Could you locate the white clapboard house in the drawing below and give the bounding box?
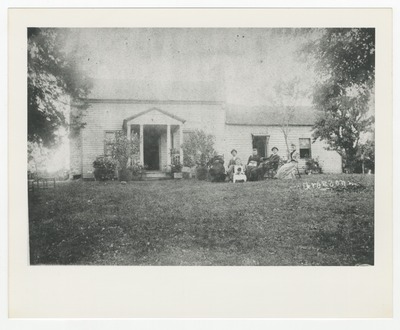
[70,79,342,179]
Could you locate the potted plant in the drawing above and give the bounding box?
[129,160,145,181]
[171,159,183,179]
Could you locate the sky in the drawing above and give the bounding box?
[64,28,320,106]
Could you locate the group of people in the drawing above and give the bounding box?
[226,144,300,181]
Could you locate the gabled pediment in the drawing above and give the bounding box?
[122,107,186,130]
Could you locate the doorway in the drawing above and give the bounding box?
[252,135,269,158]
[144,126,161,170]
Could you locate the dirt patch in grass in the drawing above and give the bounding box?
[29,174,374,265]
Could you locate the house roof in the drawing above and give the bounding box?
[225,104,317,126]
[87,79,317,126]
[88,78,224,102]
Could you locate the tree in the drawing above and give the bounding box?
[307,28,375,171]
[181,130,217,167]
[271,77,305,158]
[358,139,375,174]
[28,141,50,176]
[28,28,92,148]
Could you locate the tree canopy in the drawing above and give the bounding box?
[308,28,375,171]
[28,28,92,147]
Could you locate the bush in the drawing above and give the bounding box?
[357,140,375,174]
[182,171,192,179]
[109,131,140,170]
[93,156,117,180]
[118,168,132,182]
[128,163,144,180]
[196,165,209,181]
[182,130,217,167]
[305,158,322,174]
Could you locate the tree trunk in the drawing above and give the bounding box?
[282,128,290,159]
[344,148,358,173]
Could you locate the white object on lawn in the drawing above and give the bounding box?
[232,165,247,183]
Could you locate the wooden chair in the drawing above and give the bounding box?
[263,159,283,179]
[264,167,278,179]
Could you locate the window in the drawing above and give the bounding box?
[104,131,117,156]
[299,138,311,159]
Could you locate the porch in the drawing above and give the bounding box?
[123,108,186,172]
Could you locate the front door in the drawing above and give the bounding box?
[252,135,269,158]
[144,126,160,170]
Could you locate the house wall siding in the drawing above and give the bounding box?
[69,129,82,176]
[223,125,342,173]
[311,139,343,173]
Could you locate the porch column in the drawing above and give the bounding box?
[140,124,144,165]
[179,125,183,164]
[126,123,131,166]
[167,124,171,166]
[126,123,130,139]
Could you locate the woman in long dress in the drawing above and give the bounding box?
[275,144,300,179]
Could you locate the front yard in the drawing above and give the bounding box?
[29,174,374,266]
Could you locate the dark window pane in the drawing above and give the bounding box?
[300,149,311,159]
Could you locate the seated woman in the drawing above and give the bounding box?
[209,155,226,182]
[227,149,242,181]
[246,148,262,181]
[275,144,300,179]
[257,147,281,178]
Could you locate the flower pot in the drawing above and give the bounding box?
[173,172,183,179]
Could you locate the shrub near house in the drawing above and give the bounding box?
[93,156,117,180]
[181,129,217,180]
[93,131,141,181]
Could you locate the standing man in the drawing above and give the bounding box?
[246,148,262,181]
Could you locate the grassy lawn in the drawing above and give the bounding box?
[29,174,374,266]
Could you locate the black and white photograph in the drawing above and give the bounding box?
[27,27,375,266]
[5,4,397,322]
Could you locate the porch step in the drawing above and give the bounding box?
[142,171,171,180]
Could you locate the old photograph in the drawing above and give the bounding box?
[27,27,375,266]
